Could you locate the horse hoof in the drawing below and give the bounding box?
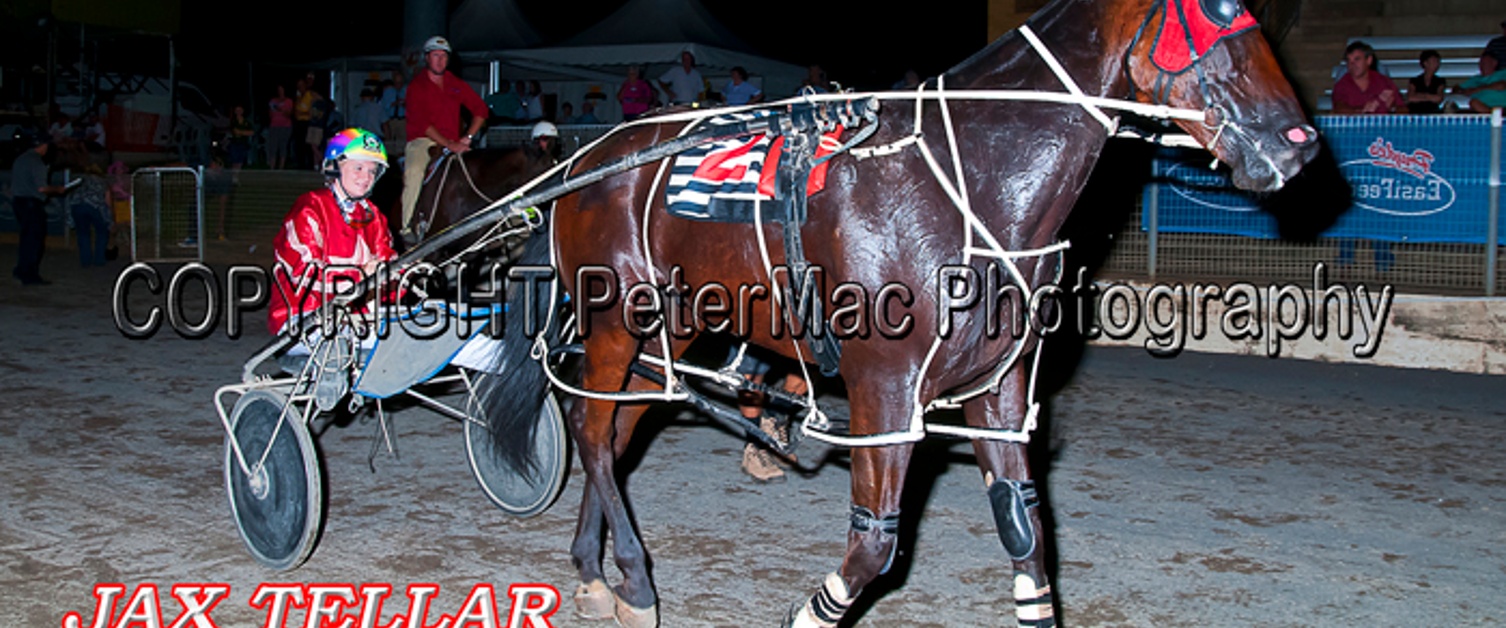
[573,580,615,620]
[613,597,659,628]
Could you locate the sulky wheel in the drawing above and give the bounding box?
[223,389,323,570]
[465,389,568,517]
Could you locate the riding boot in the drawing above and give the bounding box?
[741,415,786,483]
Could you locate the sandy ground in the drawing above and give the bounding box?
[2,248,1504,627]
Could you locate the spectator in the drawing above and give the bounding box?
[79,113,106,149]
[48,112,74,143]
[380,73,407,147]
[107,160,132,257]
[485,80,521,125]
[723,66,763,106]
[1405,50,1447,114]
[658,51,705,105]
[10,133,66,285]
[893,69,922,90]
[352,88,386,139]
[1332,41,1400,114]
[293,76,319,169]
[1456,52,1506,114]
[573,100,602,124]
[267,84,294,170]
[205,155,234,241]
[516,80,545,122]
[307,90,334,171]
[68,162,113,267]
[1485,18,1506,66]
[618,65,656,121]
[226,104,255,173]
[799,64,832,95]
[401,36,489,243]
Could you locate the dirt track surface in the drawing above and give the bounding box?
[2,252,1504,627]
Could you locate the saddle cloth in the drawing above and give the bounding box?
[666,110,842,222]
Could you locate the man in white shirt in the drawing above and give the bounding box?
[658,51,705,105]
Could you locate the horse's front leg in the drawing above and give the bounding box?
[785,439,914,627]
[964,365,1056,627]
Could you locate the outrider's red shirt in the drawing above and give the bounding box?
[268,187,396,334]
[405,70,489,143]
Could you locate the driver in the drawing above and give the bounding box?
[268,127,398,338]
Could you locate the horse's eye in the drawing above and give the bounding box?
[1200,0,1247,28]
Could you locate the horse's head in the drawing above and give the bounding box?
[1123,0,1318,191]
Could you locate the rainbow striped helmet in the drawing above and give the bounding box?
[323,127,387,178]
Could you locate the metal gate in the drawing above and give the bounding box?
[130,166,204,262]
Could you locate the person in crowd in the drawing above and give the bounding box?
[107,160,132,257]
[893,69,922,90]
[11,133,66,285]
[48,112,73,143]
[307,88,334,171]
[401,35,490,243]
[1331,40,1400,114]
[294,76,320,169]
[79,112,106,149]
[803,65,836,95]
[205,154,234,241]
[1485,18,1506,66]
[515,80,545,122]
[267,84,294,170]
[618,65,656,121]
[485,80,521,125]
[1405,50,1447,114]
[573,100,602,124]
[268,127,397,338]
[380,73,407,147]
[722,66,763,106]
[559,101,574,123]
[67,161,113,267]
[658,51,705,105]
[1456,52,1506,113]
[226,104,255,173]
[352,89,386,139]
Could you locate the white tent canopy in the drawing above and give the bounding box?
[448,0,544,51]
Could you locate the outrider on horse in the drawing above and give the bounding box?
[432,0,1320,625]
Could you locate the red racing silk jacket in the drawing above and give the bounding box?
[405,69,489,144]
[268,187,397,335]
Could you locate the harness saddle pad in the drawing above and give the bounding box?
[352,301,504,399]
[666,110,842,223]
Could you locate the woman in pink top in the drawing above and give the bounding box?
[267,85,295,169]
[1332,41,1400,114]
[617,65,656,121]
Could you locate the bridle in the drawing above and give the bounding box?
[1123,0,1259,108]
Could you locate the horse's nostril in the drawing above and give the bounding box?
[1284,125,1316,145]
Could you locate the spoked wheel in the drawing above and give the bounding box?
[223,389,323,570]
[464,385,568,517]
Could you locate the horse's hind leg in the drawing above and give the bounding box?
[964,367,1056,627]
[568,344,662,627]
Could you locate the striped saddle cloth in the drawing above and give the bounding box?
[665,110,841,222]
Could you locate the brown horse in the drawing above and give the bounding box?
[480,0,1318,625]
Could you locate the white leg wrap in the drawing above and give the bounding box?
[789,572,854,628]
[1013,573,1055,627]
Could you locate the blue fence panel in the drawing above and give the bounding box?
[1144,115,1501,244]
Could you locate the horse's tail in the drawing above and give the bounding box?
[475,215,561,482]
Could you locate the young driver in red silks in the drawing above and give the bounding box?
[268,127,397,344]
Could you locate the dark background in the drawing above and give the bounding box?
[174,0,989,108]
